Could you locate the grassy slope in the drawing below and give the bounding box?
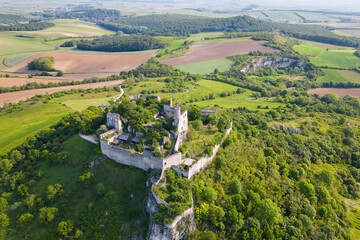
[7,135,148,239]
[128,79,283,110]
[293,44,326,55]
[0,102,74,155]
[310,50,359,68]
[0,91,118,154]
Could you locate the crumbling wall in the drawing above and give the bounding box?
[100,140,163,171]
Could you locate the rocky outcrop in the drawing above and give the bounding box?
[271,124,304,134]
[241,57,306,72]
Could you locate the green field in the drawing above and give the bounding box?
[0,102,73,154]
[63,96,116,111]
[310,50,360,68]
[295,11,337,22]
[128,79,283,110]
[293,44,326,55]
[317,69,348,83]
[187,32,224,41]
[333,29,360,38]
[175,58,234,74]
[264,11,303,23]
[46,19,115,36]
[317,69,360,83]
[0,91,118,154]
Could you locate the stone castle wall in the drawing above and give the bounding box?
[100,140,163,171]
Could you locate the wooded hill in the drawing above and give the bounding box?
[99,14,360,47]
[0,14,27,24]
[76,34,166,52]
[0,21,55,31]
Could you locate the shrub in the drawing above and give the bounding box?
[28,57,54,71]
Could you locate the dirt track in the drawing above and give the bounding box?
[308,88,360,97]
[161,40,279,66]
[0,80,124,107]
[7,52,153,74]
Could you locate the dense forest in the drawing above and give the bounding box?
[157,93,360,240]
[99,14,360,47]
[76,34,166,52]
[0,21,54,31]
[0,13,27,24]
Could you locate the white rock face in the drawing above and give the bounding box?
[242,57,307,72]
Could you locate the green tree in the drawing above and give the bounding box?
[299,180,315,199]
[39,207,58,223]
[0,213,9,228]
[202,187,217,203]
[57,220,74,237]
[256,199,283,225]
[229,179,242,194]
[189,106,202,121]
[17,213,34,226]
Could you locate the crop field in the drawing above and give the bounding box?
[0,79,124,107]
[295,12,337,22]
[333,29,360,38]
[33,19,115,37]
[6,52,154,74]
[299,40,354,50]
[175,58,233,74]
[0,77,65,87]
[310,50,360,68]
[0,90,119,154]
[264,11,303,23]
[308,88,360,97]
[161,39,279,66]
[317,69,360,84]
[293,44,326,55]
[317,69,348,83]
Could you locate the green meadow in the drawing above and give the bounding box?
[310,50,360,68]
[0,91,118,154]
[175,58,234,74]
[317,69,360,83]
[293,44,326,55]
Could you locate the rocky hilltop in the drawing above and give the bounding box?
[241,57,307,72]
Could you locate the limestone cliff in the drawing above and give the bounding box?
[241,57,306,72]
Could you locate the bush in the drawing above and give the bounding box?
[229,179,242,194]
[28,57,54,71]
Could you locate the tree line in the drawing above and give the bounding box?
[98,14,360,47]
[76,34,166,52]
[0,21,55,31]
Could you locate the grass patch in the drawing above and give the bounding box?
[317,69,348,83]
[338,70,360,83]
[175,58,234,74]
[310,50,360,68]
[0,103,74,155]
[293,44,326,55]
[0,91,118,154]
[62,96,116,111]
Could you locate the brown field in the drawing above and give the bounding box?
[0,77,64,87]
[308,88,360,97]
[0,80,124,107]
[161,40,279,66]
[6,52,153,74]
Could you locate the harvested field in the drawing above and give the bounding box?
[161,40,279,66]
[0,77,64,87]
[0,80,124,107]
[308,88,360,97]
[6,52,153,74]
